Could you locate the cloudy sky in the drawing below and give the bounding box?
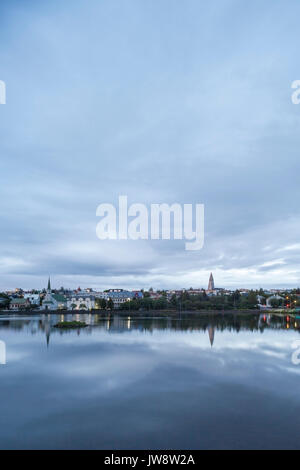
[1,0,300,291]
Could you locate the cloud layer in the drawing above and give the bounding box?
[1,0,300,290]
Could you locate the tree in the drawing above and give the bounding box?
[270,298,283,308]
[70,303,77,310]
[95,298,107,310]
[0,294,9,310]
[79,303,87,310]
[107,298,114,311]
[170,294,177,307]
[246,290,258,309]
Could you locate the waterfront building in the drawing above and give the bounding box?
[41,278,67,310]
[266,294,284,308]
[67,295,96,310]
[24,293,40,306]
[98,289,143,308]
[9,298,30,310]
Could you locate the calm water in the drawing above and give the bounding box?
[0,312,300,450]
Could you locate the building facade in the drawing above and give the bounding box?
[67,295,95,310]
[41,278,67,310]
[9,298,31,310]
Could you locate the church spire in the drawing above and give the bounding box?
[47,277,51,292]
[208,272,214,291]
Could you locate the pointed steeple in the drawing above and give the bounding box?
[208,272,214,291]
[47,277,51,292]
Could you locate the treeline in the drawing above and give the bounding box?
[0,293,10,309]
[95,298,114,310]
[119,290,260,311]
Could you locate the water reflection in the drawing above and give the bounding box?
[0,313,300,449]
[0,312,298,349]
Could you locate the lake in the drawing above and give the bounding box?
[0,312,300,449]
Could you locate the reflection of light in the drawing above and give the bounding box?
[295,322,297,328]
[287,324,290,329]
[127,316,131,329]
[287,316,290,321]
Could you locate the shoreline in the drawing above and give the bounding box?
[0,309,267,316]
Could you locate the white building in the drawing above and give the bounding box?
[24,293,40,306]
[67,295,95,310]
[266,295,284,308]
[101,289,142,308]
[41,278,67,311]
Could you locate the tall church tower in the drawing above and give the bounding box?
[47,277,51,293]
[208,273,214,291]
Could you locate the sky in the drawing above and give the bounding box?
[1,0,300,291]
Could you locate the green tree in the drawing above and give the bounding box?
[270,298,283,308]
[0,294,9,310]
[95,298,107,309]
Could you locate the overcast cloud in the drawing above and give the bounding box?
[1,0,300,290]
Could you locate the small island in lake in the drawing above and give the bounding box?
[54,321,88,329]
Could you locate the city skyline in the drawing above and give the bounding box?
[3,272,300,295]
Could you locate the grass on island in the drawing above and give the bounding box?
[54,321,88,329]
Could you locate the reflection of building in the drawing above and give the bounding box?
[208,326,215,347]
[45,318,50,347]
[208,273,215,291]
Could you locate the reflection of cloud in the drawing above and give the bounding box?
[40,327,300,390]
[50,349,156,397]
[281,367,300,375]
[259,350,286,359]
[2,316,300,449]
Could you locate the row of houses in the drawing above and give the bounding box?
[8,281,144,311]
[6,273,297,311]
